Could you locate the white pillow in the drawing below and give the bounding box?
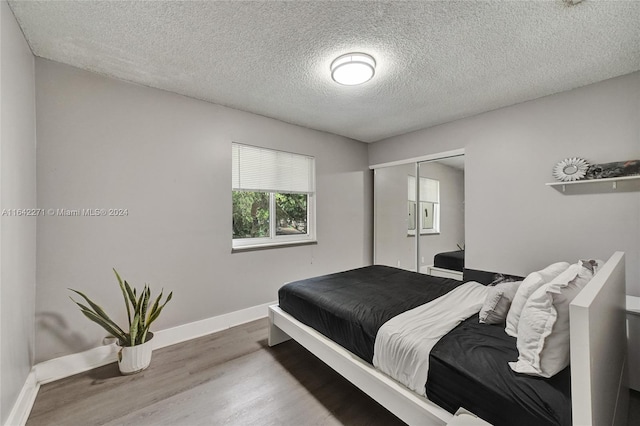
[509,260,599,377]
[504,262,570,337]
[479,281,522,324]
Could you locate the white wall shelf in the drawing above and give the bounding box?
[546,175,640,193]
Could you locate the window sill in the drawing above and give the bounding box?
[232,240,317,253]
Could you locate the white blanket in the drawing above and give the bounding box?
[372,281,488,396]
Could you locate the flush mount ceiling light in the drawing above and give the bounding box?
[330,53,376,86]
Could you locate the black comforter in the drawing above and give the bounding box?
[434,250,465,272]
[278,265,462,363]
[427,315,571,426]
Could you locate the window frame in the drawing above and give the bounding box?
[407,175,440,236]
[232,143,316,250]
[232,191,316,249]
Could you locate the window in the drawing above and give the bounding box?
[232,143,315,249]
[408,175,440,235]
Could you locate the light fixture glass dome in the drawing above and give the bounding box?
[330,53,376,86]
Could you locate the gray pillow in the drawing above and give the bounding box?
[479,281,522,324]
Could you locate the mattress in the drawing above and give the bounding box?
[434,250,465,272]
[427,315,571,426]
[278,265,463,363]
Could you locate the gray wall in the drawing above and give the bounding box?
[1,1,37,423]
[374,162,464,271]
[369,72,640,296]
[35,59,373,362]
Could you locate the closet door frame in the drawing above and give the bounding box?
[371,149,465,271]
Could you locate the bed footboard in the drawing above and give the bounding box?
[570,251,628,426]
[268,304,452,425]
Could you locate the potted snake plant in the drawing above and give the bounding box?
[69,269,173,375]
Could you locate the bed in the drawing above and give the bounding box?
[268,252,628,426]
[426,250,465,280]
[434,249,465,272]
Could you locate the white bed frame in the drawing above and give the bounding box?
[424,265,464,281]
[268,252,628,426]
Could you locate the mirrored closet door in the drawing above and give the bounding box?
[374,154,465,275]
[374,163,417,271]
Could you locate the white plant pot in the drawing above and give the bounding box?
[117,333,154,375]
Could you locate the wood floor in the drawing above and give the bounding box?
[27,318,640,426]
[27,318,406,426]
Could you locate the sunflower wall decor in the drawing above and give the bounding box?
[553,157,590,182]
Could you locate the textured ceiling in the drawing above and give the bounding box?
[8,0,640,143]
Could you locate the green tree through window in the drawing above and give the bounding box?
[232,191,269,238]
[232,192,309,239]
[276,193,307,235]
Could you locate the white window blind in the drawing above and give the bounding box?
[232,143,315,193]
[408,176,439,202]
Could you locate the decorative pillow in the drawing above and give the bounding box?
[479,281,522,324]
[504,262,570,337]
[463,269,524,286]
[509,260,600,377]
[488,273,523,286]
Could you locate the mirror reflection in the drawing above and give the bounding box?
[374,155,465,277]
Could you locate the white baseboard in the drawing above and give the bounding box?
[34,343,120,385]
[9,301,275,425]
[151,300,275,350]
[4,370,39,426]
